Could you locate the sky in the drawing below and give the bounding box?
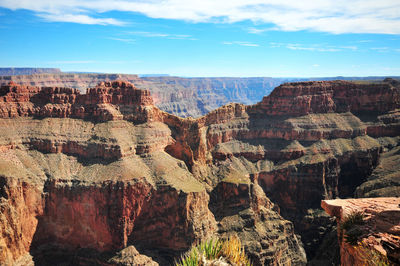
[0,0,399,77]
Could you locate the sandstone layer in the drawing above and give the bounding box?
[0,79,399,265]
[322,198,400,265]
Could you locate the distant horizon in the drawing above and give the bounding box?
[1,67,399,79]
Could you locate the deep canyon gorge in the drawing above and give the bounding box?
[0,78,399,265]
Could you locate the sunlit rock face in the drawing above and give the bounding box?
[0,79,399,265]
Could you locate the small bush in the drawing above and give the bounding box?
[176,236,252,266]
[339,210,365,245]
[340,210,365,231]
[221,236,252,266]
[198,239,223,261]
[344,227,364,245]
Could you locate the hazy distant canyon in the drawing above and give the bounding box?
[1,68,396,118]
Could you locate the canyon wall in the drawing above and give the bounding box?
[0,74,284,118]
[0,79,399,265]
[1,72,396,118]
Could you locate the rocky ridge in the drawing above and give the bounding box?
[0,79,399,265]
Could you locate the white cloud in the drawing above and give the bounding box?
[1,0,400,34]
[125,31,197,40]
[223,41,259,47]
[340,46,358,50]
[370,47,390,52]
[48,60,96,64]
[48,60,132,64]
[270,42,359,52]
[107,37,136,43]
[38,13,126,26]
[286,44,340,52]
[247,27,269,34]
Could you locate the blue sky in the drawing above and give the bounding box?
[0,0,399,77]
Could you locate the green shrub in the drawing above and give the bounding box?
[339,210,365,245]
[198,239,223,261]
[344,227,364,245]
[175,236,252,266]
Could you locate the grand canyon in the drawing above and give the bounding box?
[0,74,399,265]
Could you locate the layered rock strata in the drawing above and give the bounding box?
[0,74,286,117]
[0,79,399,265]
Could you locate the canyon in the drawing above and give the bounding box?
[0,79,399,265]
[0,74,285,118]
[1,72,396,118]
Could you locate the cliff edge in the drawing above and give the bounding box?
[322,198,400,265]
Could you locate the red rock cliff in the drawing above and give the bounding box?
[254,80,400,115]
[0,80,155,122]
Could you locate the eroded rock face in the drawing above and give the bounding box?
[209,180,307,265]
[0,178,44,265]
[0,79,399,265]
[0,74,285,118]
[0,81,155,122]
[255,80,400,115]
[322,198,400,265]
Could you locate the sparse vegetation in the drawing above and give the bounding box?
[339,210,365,245]
[356,241,390,266]
[175,236,252,266]
[344,227,364,245]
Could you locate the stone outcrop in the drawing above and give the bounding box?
[0,79,399,265]
[254,80,399,115]
[322,198,400,265]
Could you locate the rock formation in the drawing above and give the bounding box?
[0,79,399,265]
[0,74,288,117]
[1,73,396,118]
[322,198,400,265]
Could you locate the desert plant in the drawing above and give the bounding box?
[344,227,364,245]
[221,235,252,266]
[177,247,200,266]
[198,239,223,260]
[339,210,365,245]
[340,210,364,231]
[175,236,252,266]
